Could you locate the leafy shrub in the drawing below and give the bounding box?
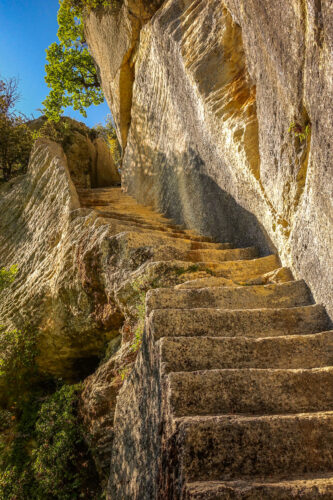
[0,385,100,500]
[0,266,17,292]
[0,326,38,404]
[0,78,35,182]
[32,384,100,499]
[0,396,40,500]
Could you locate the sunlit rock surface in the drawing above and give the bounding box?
[0,139,123,379]
[85,0,333,318]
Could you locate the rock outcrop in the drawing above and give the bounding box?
[85,0,333,319]
[0,139,122,379]
[1,131,332,498]
[108,227,333,499]
[29,116,121,188]
[1,1,333,497]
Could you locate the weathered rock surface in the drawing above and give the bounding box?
[1,136,332,498]
[29,116,121,188]
[85,0,333,318]
[84,0,164,149]
[1,139,239,477]
[0,139,122,379]
[108,266,333,499]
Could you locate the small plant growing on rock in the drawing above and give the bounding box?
[119,367,131,381]
[0,384,100,499]
[288,121,311,143]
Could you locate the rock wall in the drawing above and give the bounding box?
[29,116,121,189]
[0,141,114,379]
[65,132,121,188]
[0,139,125,381]
[85,0,333,318]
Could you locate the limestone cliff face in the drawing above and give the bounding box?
[0,139,122,379]
[85,0,333,317]
[29,116,121,188]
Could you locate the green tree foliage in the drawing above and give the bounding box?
[32,384,100,499]
[43,0,105,121]
[0,326,38,404]
[0,385,100,499]
[0,266,17,292]
[0,79,35,182]
[69,0,116,9]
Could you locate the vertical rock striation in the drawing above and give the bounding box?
[85,0,333,318]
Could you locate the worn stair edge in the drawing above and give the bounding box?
[120,232,234,251]
[147,305,330,340]
[184,247,258,263]
[146,280,312,313]
[168,368,333,417]
[173,412,333,481]
[184,476,333,499]
[175,267,293,288]
[158,332,333,372]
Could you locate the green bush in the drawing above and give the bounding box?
[0,266,17,292]
[0,385,100,500]
[32,384,100,499]
[0,326,38,404]
[0,78,35,182]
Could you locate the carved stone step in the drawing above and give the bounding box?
[96,211,190,235]
[146,281,313,313]
[184,476,333,499]
[201,255,280,280]
[184,247,258,263]
[168,368,333,417]
[159,332,333,372]
[95,212,216,242]
[109,232,233,262]
[148,305,330,340]
[172,412,333,481]
[176,266,293,288]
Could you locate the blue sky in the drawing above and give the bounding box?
[0,0,110,127]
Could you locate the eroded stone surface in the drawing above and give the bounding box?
[1,136,332,497]
[85,0,333,318]
[0,140,122,379]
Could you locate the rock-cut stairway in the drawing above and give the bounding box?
[78,188,333,499]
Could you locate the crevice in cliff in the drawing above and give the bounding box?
[118,1,166,153]
[209,7,296,238]
[119,46,136,151]
[292,105,311,213]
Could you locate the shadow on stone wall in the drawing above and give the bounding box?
[123,144,276,257]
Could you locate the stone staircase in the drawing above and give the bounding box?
[148,290,333,499]
[78,188,333,499]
